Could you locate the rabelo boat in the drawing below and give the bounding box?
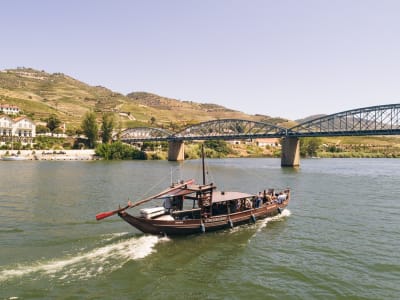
[96,148,290,236]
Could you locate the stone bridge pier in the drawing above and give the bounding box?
[281,137,300,167]
[168,140,185,161]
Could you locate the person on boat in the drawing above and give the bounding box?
[262,190,268,204]
[277,192,287,204]
[229,201,236,213]
[236,199,243,212]
[245,198,252,209]
[265,189,274,203]
[171,195,183,211]
[163,197,172,213]
[255,193,262,208]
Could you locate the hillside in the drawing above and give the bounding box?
[295,114,326,124]
[0,68,125,127]
[0,68,290,132]
[125,92,290,128]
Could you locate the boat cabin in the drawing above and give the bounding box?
[139,182,258,221]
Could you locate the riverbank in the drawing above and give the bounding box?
[1,148,399,161]
[0,149,97,160]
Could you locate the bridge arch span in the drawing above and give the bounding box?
[174,119,287,140]
[288,103,400,137]
[118,127,173,143]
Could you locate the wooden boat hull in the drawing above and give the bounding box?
[118,199,289,236]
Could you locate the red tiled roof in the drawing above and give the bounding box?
[0,104,19,109]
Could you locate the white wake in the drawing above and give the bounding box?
[0,233,169,283]
[256,209,292,232]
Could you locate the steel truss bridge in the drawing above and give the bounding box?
[118,104,400,143]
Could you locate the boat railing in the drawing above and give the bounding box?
[172,208,201,220]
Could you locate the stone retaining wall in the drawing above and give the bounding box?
[0,150,97,160]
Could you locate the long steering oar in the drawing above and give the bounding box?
[96,204,132,221]
[95,179,195,221]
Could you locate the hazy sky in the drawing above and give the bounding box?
[1,0,400,120]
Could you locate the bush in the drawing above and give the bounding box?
[34,136,65,150]
[184,144,200,159]
[204,140,232,157]
[62,142,72,149]
[53,127,64,134]
[95,142,147,160]
[148,152,167,160]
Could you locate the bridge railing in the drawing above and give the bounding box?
[117,104,400,141]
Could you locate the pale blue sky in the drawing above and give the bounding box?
[1,0,400,120]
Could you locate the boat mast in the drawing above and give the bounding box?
[202,144,206,185]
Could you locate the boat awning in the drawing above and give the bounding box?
[155,184,215,199]
[211,191,255,203]
[157,189,194,198]
[154,186,253,203]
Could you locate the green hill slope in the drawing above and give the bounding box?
[0,68,289,131]
[0,68,125,128]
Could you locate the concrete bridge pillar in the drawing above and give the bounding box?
[281,137,300,167]
[168,140,185,161]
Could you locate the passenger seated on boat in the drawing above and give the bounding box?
[245,198,252,209]
[212,203,222,215]
[236,200,243,212]
[265,194,272,203]
[229,201,237,213]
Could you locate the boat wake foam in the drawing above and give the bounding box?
[256,209,291,232]
[0,233,169,283]
[227,209,292,236]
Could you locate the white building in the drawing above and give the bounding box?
[255,138,281,147]
[0,115,13,137]
[0,104,20,115]
[0,115,36,145]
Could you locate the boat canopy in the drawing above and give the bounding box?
[155,183,216,199]
[153,183,253,204]
[211,191,255,204]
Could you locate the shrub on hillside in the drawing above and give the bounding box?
[95,142,147,160]
[204,140,232,156]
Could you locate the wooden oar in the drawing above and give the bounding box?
[96,204,132,220]
[95,179,195,221]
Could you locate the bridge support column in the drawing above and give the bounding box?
[281,137,300,167]
[168,140,185,161]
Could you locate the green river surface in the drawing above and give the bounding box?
[0,158,399,300]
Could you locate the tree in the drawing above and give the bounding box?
[81,111,98,148]
[307,138,321,157]
[204,140,232,157]
[46,114,61,132]
[95,142,147,160]
[101,113,115,144]
[150,116,156,125]
[300,137,322,157]
[36,124,50,134]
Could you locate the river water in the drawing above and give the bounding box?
[0,158,399,299]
